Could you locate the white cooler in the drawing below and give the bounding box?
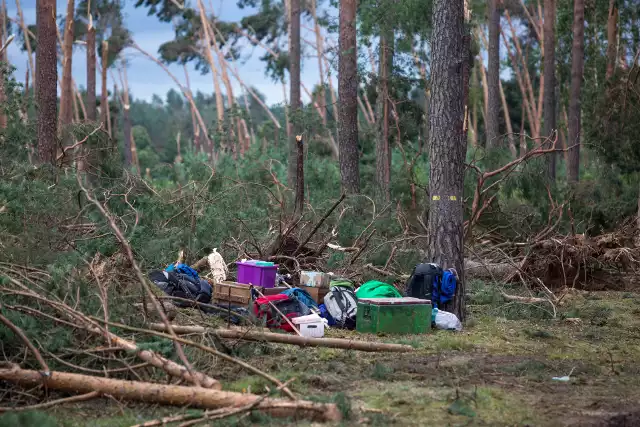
[292,313,325,338]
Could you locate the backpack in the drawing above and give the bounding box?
[355,280,403,299]
[404,263,442,303]
[280,288,318,310]
[149,270,212,306]
[251,293,310,332]
[434,269,457,309]
[318,303,336,326]
[324,286,358,329]
[165,263,200,280]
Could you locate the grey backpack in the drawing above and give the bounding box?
[323,286,358,329]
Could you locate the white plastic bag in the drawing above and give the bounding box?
[207,248,228,283]
[435,309,463,331]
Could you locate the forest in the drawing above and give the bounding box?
[0,0,640,425]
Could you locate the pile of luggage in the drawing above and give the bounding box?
[148,260,462,334]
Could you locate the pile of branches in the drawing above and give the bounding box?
[468,217,640,291]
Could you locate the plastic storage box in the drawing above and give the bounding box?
[292,313,325,338]
[236,260,278,288]
[356,297,432,335]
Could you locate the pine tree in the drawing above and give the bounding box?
[543,0,557,179]
[567,0,585,183]
[36,0,58,164]
[426,0,467,320]
[338,0,360,194]
[486,0,500,148]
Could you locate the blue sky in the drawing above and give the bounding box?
[5,0,329,105]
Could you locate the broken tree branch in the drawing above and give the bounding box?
[0,365,341,422]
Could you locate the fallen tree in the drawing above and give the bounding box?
[0,365,341,423]
[149,323,415,353]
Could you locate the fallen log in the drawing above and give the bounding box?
[0,366,341,423]
[133,301,177,321]
[149,323,415,353]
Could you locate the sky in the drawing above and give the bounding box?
[4,0,330,106]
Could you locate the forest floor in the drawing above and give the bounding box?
[7,288,640,427]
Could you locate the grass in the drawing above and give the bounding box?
[10,290,640,427]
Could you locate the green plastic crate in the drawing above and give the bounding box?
[356,297,432,335]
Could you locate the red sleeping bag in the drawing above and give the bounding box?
[252,294,310,332]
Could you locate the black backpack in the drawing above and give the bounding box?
[149,270,212,306]
[404,263,442,302]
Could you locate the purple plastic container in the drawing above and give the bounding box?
[236,261,278,288]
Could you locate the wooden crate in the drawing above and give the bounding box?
[214,282,261,306]
[213,282,288,306]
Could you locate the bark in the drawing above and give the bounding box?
[0,367,341,422]
[567,0,585,183]
[59,0,74,128]
[86,26,97,121]
[486,0,501,148]
[288,0,302,191]
[149,324,415,352]
[36,0,57,164]
[338,0,360,194]
[543,0,557,180]
[101,41,110,137]
[606,0,618,80]
[376,28,394,201]
[427,0,467,320]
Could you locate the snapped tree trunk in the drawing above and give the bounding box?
[338,0,360,194]
[36,0,57,164]
[427,0,467,320]
[86,26,97,121]
[60,0,74,128]
[567,0,585,183]
[376,28,394,202]
[486,0,501,149]
[543,0,557,180]
[606,0,618,80]
[0,367,341,422]
[288,0,302,191]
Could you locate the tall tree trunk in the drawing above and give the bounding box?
[288,0,302,193]
[36,0,58,165]
[338,0,360,194]
[197,0,224,148]
[0,0,7,129]
[567,0,585,183]
[16,0,35,93]
[427,0,467,320]
[311,0,327,128]
[486,0,501,148]
[101,41,110,137]
[118,67,132,168]
[86,25,97,121]
[499,81,517,157]
[60,0,75,128]
[184,64,200,153]
[376,29,394,201]
[606,0,618,80]
[543,0,556,180]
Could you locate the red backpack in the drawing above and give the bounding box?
[252,294,310,332]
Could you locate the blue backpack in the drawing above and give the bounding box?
[432,269,457,309]
[280,288,318,310]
